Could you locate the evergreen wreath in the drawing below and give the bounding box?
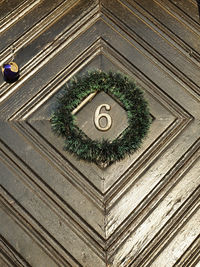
[51,71,151,166]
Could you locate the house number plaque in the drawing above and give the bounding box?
[94,104,112,131]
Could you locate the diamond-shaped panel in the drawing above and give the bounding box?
[74,91,129,141]
[22,48,181,195]
[7,43,191,246]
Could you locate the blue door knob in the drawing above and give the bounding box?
[2,62,20,83]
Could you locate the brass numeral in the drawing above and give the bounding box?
[94,104,112,131]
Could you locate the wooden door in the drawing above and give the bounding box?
[0,0,200,266]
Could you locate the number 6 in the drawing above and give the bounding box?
[94,104,112,131]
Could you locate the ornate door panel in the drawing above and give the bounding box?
[0,0,199,266]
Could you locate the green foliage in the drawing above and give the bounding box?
[51,71,151,165]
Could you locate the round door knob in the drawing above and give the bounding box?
[2,62,20,83]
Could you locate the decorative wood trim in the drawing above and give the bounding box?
[0,187,75,266]
[0,0,41,34]
[173,236,200,267]
[0,234,30,267]
[0,140,106,259]
[0,0,97,102]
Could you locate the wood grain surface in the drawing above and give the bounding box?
[0,0,199,266]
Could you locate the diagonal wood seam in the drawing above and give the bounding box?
[100,13,199,100]
[126,0,200,63]
[0,0,99,103]
[0,5,197,109]
[130,186,200,266]
[0,234,30,267]
[0,0,41,34]
[1,12,195,117]
[2,8,199,112]
[1,138,198,265]
[99,39,191,120]
[0,0,80,66]
[102,2,200,99]
[0,116,189,261]
[8,36,184,121]
[3,122,199,258]
[0,186,79,267]
[8,38,103,122]
[0,140,106,259]
[173,235,200,266]
[105,118,187,210]
[106,139,200,254]
[12,108,183,208]
[7,39,106,207]
[15,120,104,206]
[171,0,200,27]
[170,0,200,30]
[154,0,200,34]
